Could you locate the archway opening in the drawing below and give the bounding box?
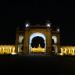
[52,36,57,44]
[29,32,46,54]
[31,36,45,48]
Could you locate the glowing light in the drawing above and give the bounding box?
[19,35,24,43]
[52,36,57,44]
[0,45,15,54]
[60,46,75,55]
[46,23,51,27]
[58,53,63,56]
[31,44,46,52]
[11,52,16,55]
[57,28,60,32]
[25,23,29,27]
[30,32,46,44]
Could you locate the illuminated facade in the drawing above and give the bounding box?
[0,23,75,55]
[15,24,60,55]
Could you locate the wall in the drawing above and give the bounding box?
[0,45,15,54]
[24,27,52,55]
[60,46,75,55]
[0,45,75,55]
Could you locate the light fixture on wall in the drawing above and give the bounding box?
[57,28,60,32]
[46,20,51,28]
[25,23,30,28]
[46,23,51,27]
[25,21,30,28]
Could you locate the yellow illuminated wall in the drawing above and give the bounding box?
[60,46,75,55]
[31,44,46,52]
[0,45,15,54]
[0,45,75,56]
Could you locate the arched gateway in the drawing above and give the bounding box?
[29,32,46,54]
[15,24,60,55]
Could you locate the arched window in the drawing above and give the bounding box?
[52,36,57,44]
[19,34,24,43]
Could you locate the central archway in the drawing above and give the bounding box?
[29,32,46,54]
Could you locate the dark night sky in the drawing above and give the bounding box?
[0,0,75,45]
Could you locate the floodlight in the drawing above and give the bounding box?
[46,23,51,27]
[25,23,29,27]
